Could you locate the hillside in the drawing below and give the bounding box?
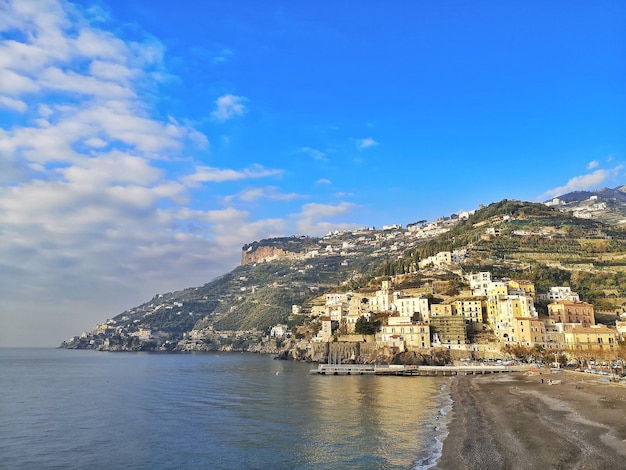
[62,197,626,351]
[545,185,626,225]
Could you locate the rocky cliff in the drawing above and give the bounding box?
[241,245,306,265]
[241,236,321,265]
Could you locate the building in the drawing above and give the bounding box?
[325,292,349,306]
[380,322,431,350]
[132,328,151,340]
[467,271,492,296]
[564,325,618,352]
[430,303,455,317]
[491,295,537,343]
[508,280,536,299]
[394,294,429,320]
[429,315,467,346]
[538,286,580,303]
[511,317,546,347]
[453,298,484,324]
[548,301,595,328]
[544,329,566,350]
[270,324,288,338]
[345,293,371,333]
[313,317,333,342]
[418,251,453,269]
[369,280,395,312]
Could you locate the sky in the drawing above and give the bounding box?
[1,0,625,347]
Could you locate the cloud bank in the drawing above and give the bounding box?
[542,165,623,199]
[0,0,355,346]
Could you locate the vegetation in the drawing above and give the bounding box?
[66,197,626,352]
[354,316,381,335]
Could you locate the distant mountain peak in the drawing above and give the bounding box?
[549,186,626,203]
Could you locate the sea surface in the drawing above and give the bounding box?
[0,348,452,469]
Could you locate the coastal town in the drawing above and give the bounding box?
[64,196,626,376]
[285,269,625,368]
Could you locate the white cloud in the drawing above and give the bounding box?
[357,137,378,150]
[183,164,283,187]
[212,48,233,64]
[542,165,623,199]
[0,0,370,348]
[300,146,327,161]
[0,0,285,347]
[211,94,248,121]
[587,160,599,170]
[0,95,27,112]
[316,178,332,185]
[229,186,303,203]
[294,201,357,235]
[0,68,39,94]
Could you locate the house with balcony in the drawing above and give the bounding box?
[564,325,618,352]
[548,300,595,328]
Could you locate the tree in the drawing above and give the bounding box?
[354,316,380,335]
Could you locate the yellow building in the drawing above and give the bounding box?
[508,280,536,299]
[93,323,111,334]
[379,323,431,350]
[512,317,546,347]
[430,303,455,317]
[493,295,536,343]
[453,298,484,324]
[564,324,617,352]
[486,283,509,324]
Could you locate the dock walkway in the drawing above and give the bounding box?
[310,363,528,376]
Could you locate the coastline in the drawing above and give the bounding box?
[432,370,626,469]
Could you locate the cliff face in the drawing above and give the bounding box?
[241,245,305,265]
[240,236,321,266]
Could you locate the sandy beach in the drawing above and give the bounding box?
[433,370,626,469]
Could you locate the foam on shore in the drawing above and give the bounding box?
[412,378,455,470]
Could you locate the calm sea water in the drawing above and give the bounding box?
[0,348,451,469]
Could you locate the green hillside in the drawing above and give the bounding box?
[62,198,626,350]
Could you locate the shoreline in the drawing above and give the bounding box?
[432,370,626,469]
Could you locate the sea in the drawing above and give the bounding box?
[0,348,452,470]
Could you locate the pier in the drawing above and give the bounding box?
[310,363,529,376]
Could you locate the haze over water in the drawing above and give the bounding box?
[0,349,450,469]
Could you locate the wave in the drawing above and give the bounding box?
[412,377,455,470]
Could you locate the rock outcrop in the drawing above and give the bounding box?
[241,245,305,265]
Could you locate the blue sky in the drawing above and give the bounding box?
[1,0,624,346]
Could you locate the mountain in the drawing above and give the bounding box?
[550,186,626,204]
[61,198,626,351]
[545,185,626,225]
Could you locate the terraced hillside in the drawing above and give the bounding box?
[62,198,626,351]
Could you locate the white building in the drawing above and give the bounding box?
[468,272,492,296]
[538,286,580,302]
[270,324,289,338]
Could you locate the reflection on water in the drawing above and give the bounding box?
[0,349,450,470]
[304,375,448,468]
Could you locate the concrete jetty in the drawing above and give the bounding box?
[310,363,529,376]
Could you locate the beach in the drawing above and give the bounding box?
[434,370,626,469]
